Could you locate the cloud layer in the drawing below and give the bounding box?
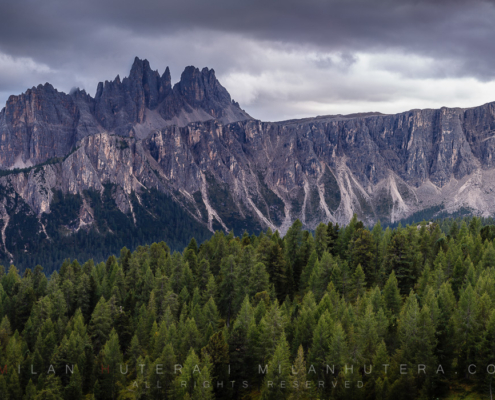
[1,0,495,121]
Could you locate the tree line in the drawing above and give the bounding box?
[1,215,495,399]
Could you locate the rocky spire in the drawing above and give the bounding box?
[0,57,252,168]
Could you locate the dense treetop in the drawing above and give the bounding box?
[1,215,495,399]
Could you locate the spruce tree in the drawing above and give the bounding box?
[89,298,112,354]
[99,329,124,400]
[219,255,237,327]
[64,365,83,400]
[260,333,292,400]
[383,271,402,322]
[284,219,304,293]
[289,345,309,400]
[174,349,214,400]
[453,284,480,376]
[350,264,366,302]
[349,228,375,281]
[314,223,329,259]
[293,292,317,354]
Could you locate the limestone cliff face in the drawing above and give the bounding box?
[1,58,495,264]
[0,83,86,168]
[0,58,252,169]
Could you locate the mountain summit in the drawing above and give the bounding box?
[1,58,495,270]
[0,57,251,168]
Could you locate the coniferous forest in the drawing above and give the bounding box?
[2,216,495,399]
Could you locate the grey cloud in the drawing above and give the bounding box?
[1,0,495,76]
[1,0,495,120]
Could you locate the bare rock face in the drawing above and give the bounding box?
[94,58,170,133]
[2,57,495,268]
[0,83,77,167]
[0,57,252,169]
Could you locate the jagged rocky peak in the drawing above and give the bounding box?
[0,57,252,169]
[92,57,251,130]
[169,64,248,122]
[94,57,244,121]
[94,57,169,129]
[126,56,172,108]
[176,66,230,105]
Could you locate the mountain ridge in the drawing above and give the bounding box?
[0,57,251,169]
[1,58,495,269]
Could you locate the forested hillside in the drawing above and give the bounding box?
[1,216,495,399]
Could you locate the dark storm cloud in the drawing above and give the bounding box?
[0,0,495,119]
[1,0,494,75]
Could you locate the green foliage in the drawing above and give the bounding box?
[0,216,493,398]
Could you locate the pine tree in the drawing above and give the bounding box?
[383,230,416,294]
[7,368,22,400]
[453,284,480,377]
[197,259,212,294]
[383,271,402,322]
[300,250,318,290]
[349,228,375,281]
[202,297,220,333]
[293,292,317,354]
[99,329,124,400]
[161,343,177,395]
[357,304,379,364]
[24,379,37,400]
[309,311,332,381]
[328,322,348,370]
[469,217,482,237]
[451,256,467,298]
[174,349,214,400]
[416,262,432,298]
[339,214,359,259]
[229,297,255,394]
[203,275,217,305]
[327,222,340,256]
[267,242,288,302]
[180,318,203,360]
[89,298,112,354]
[480,242,495,269]
[308,252,338,301]
[259,301,287,362]
[247,262,270,299]
[260,333,292,400]
[0,376,6,400]
[36,375,63,400]
[350,264,366,302]
[64,364,83,400]
[478,309,495,396]
[184,249,198,278]
[450,221,459,239]
[284,219,304,293]
[219,255,237,327]
[289,345,309,400]
[187,237,199,254]
[203,331,230,399]
[314,223,329,259]
[372,341,389,380]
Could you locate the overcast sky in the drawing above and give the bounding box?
[1,0,495,121]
